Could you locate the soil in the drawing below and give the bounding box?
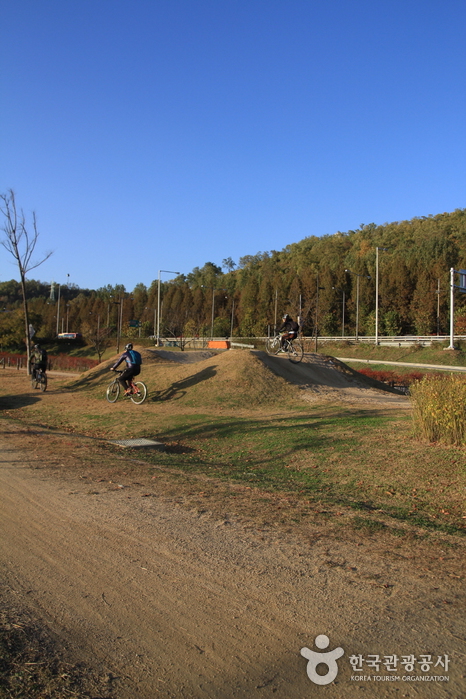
[0,350,464,698]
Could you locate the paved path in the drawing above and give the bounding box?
[337,358,466,373]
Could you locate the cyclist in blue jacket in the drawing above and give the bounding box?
[110,343,142,395]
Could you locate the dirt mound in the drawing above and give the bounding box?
[66,348,291,409]
[143,348,216,364]
[147,349,291,408]
[65,347,408,409]
[257,351,409,407]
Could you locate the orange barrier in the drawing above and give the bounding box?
[207,340,230,349]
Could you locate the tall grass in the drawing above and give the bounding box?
[410,374,466,445]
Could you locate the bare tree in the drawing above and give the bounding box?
[81,321,113,363]
[0,189,52,372]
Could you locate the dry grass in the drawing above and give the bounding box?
[410,374,466,445]
[1,349,464,536]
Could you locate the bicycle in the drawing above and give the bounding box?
[106,370,147,404]
[31,367,47,392]
[265,334,304,363]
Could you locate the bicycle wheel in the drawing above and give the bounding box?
[266,336,281,355]
[288,340,304,363]
[130,382,147,404]
[39,373,47,392]
[31,375,38,389]
[106,380,120,403]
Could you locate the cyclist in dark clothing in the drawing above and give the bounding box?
[278,314,299,350]
[110,343,142,395]
[30,344,48,380]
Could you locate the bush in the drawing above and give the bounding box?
[357,368,425,387]
[410,374,466,445]
[0,352,98,373]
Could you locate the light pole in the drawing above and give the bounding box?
[314,275,325,352]
[345,269,371,341]
[230,297,235,338]
[157,270,180,346]
[375,247,389,345]
[332,287,346,338]
[110,296,124,353]
[436,279,441,336]
[145,307,157,338]
[55,284,61,336]
[202,287,226,339]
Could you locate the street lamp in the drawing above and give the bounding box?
[66,303,71,333]
[345,269,371,341]
[314,275,325,353]
[230,297,236,338]
[55,284,61,336]
[332,287,346,338]
[436,279,441,336]
[145,306,157,338]
[112,297,124,353]
[157,270,180,346]
[89,311,101,335]
[211,288,227,339]
[201,286,227,339]
[375,247,389,345]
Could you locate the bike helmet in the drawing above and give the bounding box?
[125,343,133,350]
[282,314,290,321]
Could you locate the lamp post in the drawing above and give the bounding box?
[89,312,101,335]
[332,287,346,338]
[436,279,441,336]
[110,295,124,353]
[314,275,325,352]
[375,247,389,345]
[230,297,235,338]
[145,307,157,338]
[157,270,180,346]
[202,287,226,339]
[345,269,371,341]
[55,284,61,336]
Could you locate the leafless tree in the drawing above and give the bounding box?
[0,189,52,372]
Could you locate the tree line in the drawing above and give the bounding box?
[1,208,466,350]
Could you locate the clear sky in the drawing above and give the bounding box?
[1,0,465,292]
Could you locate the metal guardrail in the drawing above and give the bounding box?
[151,335,465,349]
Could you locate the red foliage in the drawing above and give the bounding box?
[358,368,426,387]
[0,352,98,372]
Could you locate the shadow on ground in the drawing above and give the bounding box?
[151,365,217,402]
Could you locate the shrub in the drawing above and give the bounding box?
[0,352,98,373]
[410,374,466,445]
[358,368,427,387]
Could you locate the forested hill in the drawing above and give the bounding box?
[1,209,466,343]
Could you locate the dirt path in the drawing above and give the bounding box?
[1,425,464,698]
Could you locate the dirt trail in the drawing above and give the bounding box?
[1,424,464,698]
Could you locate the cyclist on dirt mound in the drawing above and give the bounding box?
[110,343,142,395]
[278,314,299,351]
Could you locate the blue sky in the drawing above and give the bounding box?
[1,0,465,291]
